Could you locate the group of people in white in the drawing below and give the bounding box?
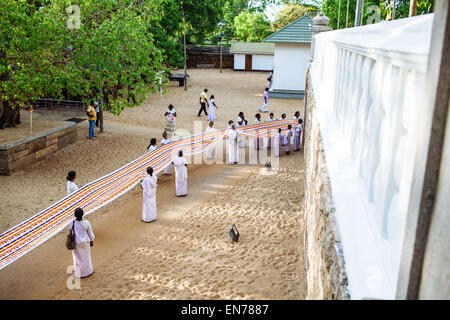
[225,111,304,164]
[64,83,303,279]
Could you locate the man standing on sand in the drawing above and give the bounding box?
[86,103,96,140]
[198,88,209,117]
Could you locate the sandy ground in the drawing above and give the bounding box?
[0,69,305,299]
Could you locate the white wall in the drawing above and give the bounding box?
[310,14,433,299]
[272,43,310,91]
[252,54,274,71]
[234,54,245,70]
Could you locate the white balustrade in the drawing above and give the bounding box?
[309,14,433,299]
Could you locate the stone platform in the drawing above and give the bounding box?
[0,121,77,175]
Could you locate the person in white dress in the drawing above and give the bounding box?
[266,112,275,149]
[227,120,234,129]
[147,138,157,152]
[293,119,303,151]
[67,171,79,196]
[208,95,218,121]
[205,121,217,160]
[279,113,287,146]
[227,124,239,164]
[164,104,177,136]
[253,113,264,150]
[259,88,269,113]
[237,112,248,148]
[69,208,95,278]
[160,131,173,175]
[141,167,158,222]
[172,150,188,197]
[284,125,293,154]
[293,111,301,121]
[274,128,282,157]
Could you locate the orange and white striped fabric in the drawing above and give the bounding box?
[0,119,298,270]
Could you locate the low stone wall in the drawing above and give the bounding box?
[0,122,77,175]
[303,67,350,299]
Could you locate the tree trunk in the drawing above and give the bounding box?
[0,100,21,129]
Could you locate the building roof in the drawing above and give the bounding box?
[230,42,275,55]
[263,15,313,43]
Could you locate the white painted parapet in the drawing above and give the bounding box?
[309,14,434,299]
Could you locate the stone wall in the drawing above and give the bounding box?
[303,67,350,299]
[0,122,77,175]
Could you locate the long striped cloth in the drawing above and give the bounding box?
[0,119,298,270]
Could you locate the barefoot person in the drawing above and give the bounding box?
[284,125,293,155]
[69,208,95,278]
[147,138,157,152]
[172,150,188,197]
[67,171,79,196]
[293,119,303,151]
[266,112,275,149]
[160,132,173,175]
[165,104,177,136]
[227,123,239,164]
[274,128,282,157]
[205,121,217,160]
[237,112,248,148]
[259,88,269,113]
[141,167,158,223]
[253,113,264,150]
[208,95,218,121]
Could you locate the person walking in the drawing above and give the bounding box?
[86,103,96,140]
[69,208,95,278]
[164,104,177,136]
[259,88,269,113]
[208,95,218,121]
[198,88,209,117]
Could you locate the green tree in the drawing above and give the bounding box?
[234,11,272,42]
[322,0,435,30]
[271,4,311,31]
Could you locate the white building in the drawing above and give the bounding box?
[264,15,313,98]
[230,42,274,72]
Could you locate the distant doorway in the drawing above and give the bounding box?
[245,55,252,71]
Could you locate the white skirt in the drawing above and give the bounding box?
[142,192,157,222]
[72,241,94,278]
[176,178,188,196]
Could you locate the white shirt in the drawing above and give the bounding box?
[237,116,247,127]
[142,174,158,196]
[173,156,188,181]
[67,180,78,196]
[228,129,238,142]
[69,219,95,244]
[148,145,157,152]
[166,109,176,121]
[209,99,216,108]
[267,117,275,122]
[254,118,261,124]
[94,102,100,113]
[160,138,171,146]
[279,117,287,121]
[206,126,217,133]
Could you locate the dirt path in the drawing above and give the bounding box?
[0,151,305,300]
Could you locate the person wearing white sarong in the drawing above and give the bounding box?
[208,95,218,121]
[69,208,95,278]
[284,125,293,154]
[160,132,173,175]
[274,128,282,157]
[227,124,239,164]
[293,119,303,151]
[172,150,188,197]
[266,112,275,149]
[259,88,269,113]
[237,112,247,148]
[147,138,157,152]
[141,167,158,222]
[253,113,264,150]
[164,104,177,135]
[206,121,217,160]
[67,171,79,196]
